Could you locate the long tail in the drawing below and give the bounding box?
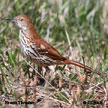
[64,59,97,73]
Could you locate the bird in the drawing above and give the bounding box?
[5,15,98,74]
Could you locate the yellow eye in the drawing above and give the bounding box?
[20,19,23,21]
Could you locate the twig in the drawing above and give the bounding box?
[33,74,37,108]
[58,71,63,90]
[65,30,73,59]
[85,82,103,93]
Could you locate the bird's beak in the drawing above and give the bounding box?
[5,18,15,21]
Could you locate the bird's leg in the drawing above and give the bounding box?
[44,66,50,88]
[28,65,37,106]
[38,66,42,73]
[24,64,31,78]
[37,66,45,85]
[32,69,37,108]
[21,72,31,108]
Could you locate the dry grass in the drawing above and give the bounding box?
[0,0,108,108]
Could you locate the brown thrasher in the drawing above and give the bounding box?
[5,15,96,73]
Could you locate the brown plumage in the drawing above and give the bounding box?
[6,15,98,74]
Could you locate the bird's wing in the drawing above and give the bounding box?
[33,38,66,61]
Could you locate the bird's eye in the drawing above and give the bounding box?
[20,19,23,21]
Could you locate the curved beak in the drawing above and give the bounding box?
[5,18,15,21]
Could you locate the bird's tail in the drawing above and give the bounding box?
[64,59,95,73]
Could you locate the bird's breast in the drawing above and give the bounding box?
[19,30,31,56]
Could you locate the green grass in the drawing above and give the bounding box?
[0,0,108,107]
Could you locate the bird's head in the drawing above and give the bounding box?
[5,15,33,30]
